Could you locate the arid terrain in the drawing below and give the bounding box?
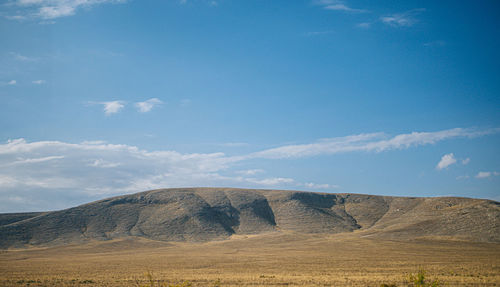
[1,233,499,286]
[1,188,499,286]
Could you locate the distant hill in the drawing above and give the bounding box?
[1,188,499,248]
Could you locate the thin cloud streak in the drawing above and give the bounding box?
[315,0,368,13]
[1,80,17,86]
[476,171,500,179]
[381,8,425,27]
[248,128,499,160]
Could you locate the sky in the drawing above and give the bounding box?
[0,0,499,212]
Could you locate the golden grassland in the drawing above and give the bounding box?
[1,232,499,286]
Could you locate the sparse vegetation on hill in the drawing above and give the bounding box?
[0,188,498,248]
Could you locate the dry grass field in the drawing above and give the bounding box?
[1,231,499,287]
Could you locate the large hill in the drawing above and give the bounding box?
[0,188,499,248]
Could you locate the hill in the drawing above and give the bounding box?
[0,188,499,248]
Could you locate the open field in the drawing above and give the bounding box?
[1,232,499,286]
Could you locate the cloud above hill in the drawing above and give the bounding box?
[0,127,498,212]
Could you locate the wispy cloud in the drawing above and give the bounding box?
[178,0,217,6]
[3,155,65,166]
[248,128,499,160]
[475,171,500,179]
[356,22,371,28]
[236,169,265,176]
[1,80,17,86]
[100,101,125,115]
[436,153,457,170]
[315,0,368,13]
[87,159,121,168]
[380,8,425,27]
[10,52,37,62]
[135,98,162,113]
[246,177,295,186]
[5,15,27,20]
[0,127,498,211]
[6,0,127,20]
[304,182,338,189]
[32,80,46,85]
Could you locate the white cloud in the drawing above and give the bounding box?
[436,153,457,170]
[7,0,126,20]
[315,0,367,13]
[5,15,27,20]
[9,155,65,165]
[1,80,18,86]
[0,80,17,86]
[236,169,265,176]
[475,171,500,179]
[135,98,162,113]
[0,127,498,212]
[10,52,37,62]
[324,4,366,13]
[101,101,125,115]
[0,138,327,211]
[32,80,45,84]
[381,8,425,27]
[436,154,470,170]
[304,182,338,189]
[248,128,499,160]
[0,138,234,195]
[246,177,295,186]
[88,159,121,168]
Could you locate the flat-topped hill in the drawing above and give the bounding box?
[1,188,498,248]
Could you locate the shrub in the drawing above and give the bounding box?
[380,269,441,287]
[409,269,440,287]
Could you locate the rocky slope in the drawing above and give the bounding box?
[0,188,498,248]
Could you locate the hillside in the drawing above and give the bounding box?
[1,188,499,248]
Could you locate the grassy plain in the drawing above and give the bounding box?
[1,232,499,286]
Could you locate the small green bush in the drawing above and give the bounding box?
[409,269,440,287]
[380,269,441,287]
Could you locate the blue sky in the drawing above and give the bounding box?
[0,0,499,212]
